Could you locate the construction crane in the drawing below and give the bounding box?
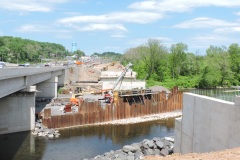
[112,62,133,91]
[102,62,133,103]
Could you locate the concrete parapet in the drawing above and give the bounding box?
[175,93,236,154]
[234,96,240,107]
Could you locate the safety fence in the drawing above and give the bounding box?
[42,87,182,129]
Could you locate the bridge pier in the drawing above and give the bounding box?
[0,67,66,134]
[0,92,35,135]
[58,73,65,87]
[36,77,58,98]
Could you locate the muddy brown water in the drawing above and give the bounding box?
[0,118,176,160]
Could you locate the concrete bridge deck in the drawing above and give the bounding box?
[0,66,66,134]
[0,67,66,98]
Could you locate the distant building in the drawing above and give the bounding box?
[71,42,77,53]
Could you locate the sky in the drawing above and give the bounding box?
[1,0,240,55]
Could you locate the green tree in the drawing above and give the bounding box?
[169,42,188,79]
[228,43,240,85]
[139,39,168,80]
[0,36,68,63]
[199,46,233,87]
[0,46,10,61]
[73,50,85,58]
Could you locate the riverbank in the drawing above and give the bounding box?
[94,111,182,125]
[145,147,240,160]
[85,136,175,160]
[55,111,182,130]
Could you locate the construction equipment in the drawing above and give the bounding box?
[112,62,133,90]
[70,87,96,105]
[70,93,83,106]
[100,62,133,103]
[75,61,83,65]
[64,104,72,112]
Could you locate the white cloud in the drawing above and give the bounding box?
[193,35,226,41]
[57,11,163,24]
[185,34,238,54]
[1,3,50,12]
[110,34,127,38]
[192,34,232,46]
[17,25,48,32]
[129,0,240,12]
[0,0,71,12]
[129,37,172,46]
[236,11,240,16]
[153,37,172,42]
[174,17,239,28]
[63,12,80,15]
[104,46,121,50]
[70,24,127,31]
[55,34,72,39]
[15,24,127,33]
[16,24,70,33]
[214,27,240,33]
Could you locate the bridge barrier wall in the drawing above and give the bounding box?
[0,67,66,99]
[42,87,183,128]
[174,93,240,154]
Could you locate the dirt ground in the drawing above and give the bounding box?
[145,147,240,160]
[63,61,124,93]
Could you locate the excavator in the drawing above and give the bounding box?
[100,62,133,103]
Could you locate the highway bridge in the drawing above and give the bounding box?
[0,66,66,134]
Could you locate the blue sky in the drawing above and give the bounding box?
[1,0,240,55]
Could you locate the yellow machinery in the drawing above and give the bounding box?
[70,93,83,106]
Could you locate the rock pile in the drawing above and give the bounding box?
[31,119,60,139]
[86,137,174,160]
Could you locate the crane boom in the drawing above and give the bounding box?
[112,62,133,90]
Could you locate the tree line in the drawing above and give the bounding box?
[2,36,239,89]
[121,39,240,89]
[0,36,87,63]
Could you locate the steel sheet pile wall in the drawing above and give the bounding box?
[42,87,182,128]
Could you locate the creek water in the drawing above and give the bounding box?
[0,118,175,160]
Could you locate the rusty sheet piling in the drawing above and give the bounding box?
[42,87,183,129]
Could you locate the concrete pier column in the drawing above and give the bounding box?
[0,92,35,135]
[36,77,58,98]
[58,73,65,87]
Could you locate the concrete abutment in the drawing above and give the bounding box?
[174,93,240,154]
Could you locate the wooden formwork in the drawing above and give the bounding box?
[42,86,183,129]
